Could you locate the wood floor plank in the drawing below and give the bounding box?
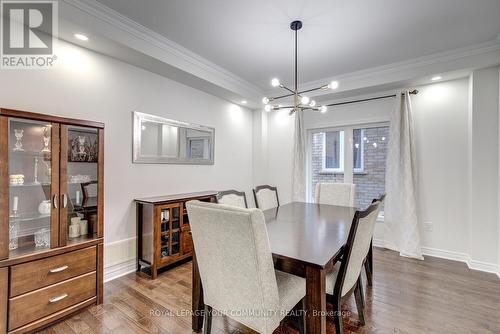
[41,248,500,333]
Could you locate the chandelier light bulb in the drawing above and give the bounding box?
[329,80,339,90]
[309,100,316,107]
[271,78,281,87]
[301,96,310,105]
[262,97,270,104]
[264,104,272,112]
[320,105,327,113]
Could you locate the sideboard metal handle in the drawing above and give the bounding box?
[62,194,68,208]
[49,293,68,303]
[53,194,58,209]
[49,265,68,273]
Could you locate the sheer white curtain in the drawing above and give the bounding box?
[292,109,306,202]
[384,90,423,260]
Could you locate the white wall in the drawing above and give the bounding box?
[258,74,500,275]
[469,68,499,266]
[0,40,254,276]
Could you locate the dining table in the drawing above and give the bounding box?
[191,201,357,334]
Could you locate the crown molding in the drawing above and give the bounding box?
[61,0,263,99]
[60,0,500,106]
[265,40,500,99]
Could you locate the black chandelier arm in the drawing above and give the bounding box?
[279,84,296,95]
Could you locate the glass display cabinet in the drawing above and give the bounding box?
[0,108,104,333]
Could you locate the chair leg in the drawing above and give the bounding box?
[364,260,373,287]
[358,275,365,308]
[203,305,212,334]
[354,278,366,326]
[333,298,343,334]
[297,298,306,334]
[366,240,373,286]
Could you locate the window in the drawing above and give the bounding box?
[322,131,344,172]
[309,123,389,214]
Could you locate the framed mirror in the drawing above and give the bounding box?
[133,112,215,164]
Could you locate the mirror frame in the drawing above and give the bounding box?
[133,111,215,164]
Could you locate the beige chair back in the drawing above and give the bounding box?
[315,182,355,207]
[186,200,280,333]
[337,201,381,296]
[216,190,248,208]
[253,185,279,211]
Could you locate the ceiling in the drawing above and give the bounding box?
[95,0,500,91]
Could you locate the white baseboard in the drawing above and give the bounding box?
[103,237,137,282]
[374,238,500,279]
[103,257,136,282]
[102,236,499,282]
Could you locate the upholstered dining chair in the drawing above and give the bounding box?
[326,200,382,334]
[186,200,306,334]
[253,185,279,210]
[216,190,248,208]
[315,182,356,207]
[364,193,386,286]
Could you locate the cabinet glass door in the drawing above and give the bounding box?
[8,118,59,255]
[60,125,101,245]
[158,204,182,262]
[170,206,181,256]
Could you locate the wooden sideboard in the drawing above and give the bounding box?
[135,191,217,279]
[0,108,104,333]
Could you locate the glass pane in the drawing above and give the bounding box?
[66,126,99,241]
[324,131,341,169]
[353,126,389,211]
[310,131,344,200]
[160,209,170,258]
[8,118,53,253]
[171,207,180,255]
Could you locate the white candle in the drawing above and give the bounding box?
[13,196,18,211]
[76,190,80,204]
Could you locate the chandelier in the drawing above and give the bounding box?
[262,20,338,115]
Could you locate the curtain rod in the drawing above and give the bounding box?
[326,89,418,107]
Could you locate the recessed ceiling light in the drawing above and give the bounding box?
[431,76,442,81]
[74,33,89,41]
[241,100,247,104]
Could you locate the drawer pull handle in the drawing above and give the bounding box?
[49,265,68,273]
[49,293,68,303]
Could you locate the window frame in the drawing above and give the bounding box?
[353,129,365,173]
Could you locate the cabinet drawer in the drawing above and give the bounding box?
[10,246,96,297]
[8,272,96,331]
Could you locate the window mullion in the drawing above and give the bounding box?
[344,128,354,184]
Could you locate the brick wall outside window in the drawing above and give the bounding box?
[311,126,389,209]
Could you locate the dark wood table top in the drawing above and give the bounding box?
[263,202,356,269]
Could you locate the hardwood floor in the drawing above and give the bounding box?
[39,248,500,334]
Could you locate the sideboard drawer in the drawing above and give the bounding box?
[10,246,96,297]
[8,272,96,331]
